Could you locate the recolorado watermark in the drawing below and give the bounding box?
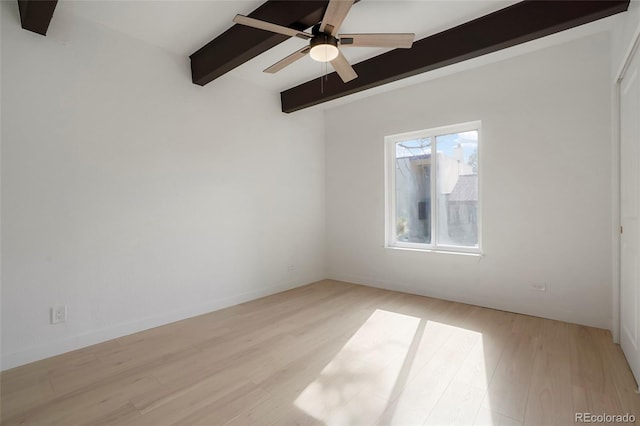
[576,412,636,423]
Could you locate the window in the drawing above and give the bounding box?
[385,121,481,253]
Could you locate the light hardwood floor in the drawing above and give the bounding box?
[2,280,639,425]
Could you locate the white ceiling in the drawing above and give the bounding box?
[56,0,615,93]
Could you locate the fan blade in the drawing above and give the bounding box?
[339,33,415,48]
[330,50,357,83]
[264,46,311,74]
[233,15,313,40]
[319,0,354,35]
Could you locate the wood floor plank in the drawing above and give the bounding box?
[596,332,640,420]
[424,379,486,425]
[180,383,272,426]
[2,280,638,426]
[222,391,325,426]
[128,380,260,425]
[3,373,159,425]
[569,323,626,424]
[452,307,513,392]
[477,313,542,422]
[474,406,523,426]
[523,320,574,426]
[0,375,55,421]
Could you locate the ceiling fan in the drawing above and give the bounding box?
[233,0,415,83]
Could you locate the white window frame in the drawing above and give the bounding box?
[385,121,482,255]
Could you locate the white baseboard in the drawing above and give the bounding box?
[328,272,612,331]
[1,279,310,371]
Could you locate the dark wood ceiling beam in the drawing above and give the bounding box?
[281,0,630,113]
[17,0,57,36]
[190,0,330,86]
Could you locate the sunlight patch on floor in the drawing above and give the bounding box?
[294,309,420,424]
[295,311,496,425]
[389,322,486,425]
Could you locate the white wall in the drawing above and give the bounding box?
[325,32,613,329]
[0,2,325,370]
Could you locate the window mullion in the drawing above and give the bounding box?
[431,135,438,249]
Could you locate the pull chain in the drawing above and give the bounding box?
[320,57,329,94]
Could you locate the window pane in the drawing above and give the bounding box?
[435,131,478,247]
[395,138,431,244]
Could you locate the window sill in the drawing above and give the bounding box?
[385,245,483,257]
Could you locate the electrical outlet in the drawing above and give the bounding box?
[287,264,296,272]
[51,305,67,324]
[530,282,546,292]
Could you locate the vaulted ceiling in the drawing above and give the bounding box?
[25,1,631,112]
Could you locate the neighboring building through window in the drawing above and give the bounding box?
[385,122,481,253]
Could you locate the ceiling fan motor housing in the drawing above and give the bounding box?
[310,33,339,49]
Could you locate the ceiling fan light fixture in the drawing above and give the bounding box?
[310,44,339,62]
[309,35,339,62]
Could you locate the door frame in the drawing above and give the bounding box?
[615,24,640,344]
